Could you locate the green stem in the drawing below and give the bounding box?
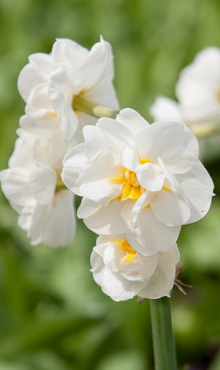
[150,297,177,370]
[189,122,220,138]
[72,93,118,119]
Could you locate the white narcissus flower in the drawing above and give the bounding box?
[0,128,75,248]
[18,37,119,147]
[150,47,220,128]
[62,108,214,255]
[91,235,180,301]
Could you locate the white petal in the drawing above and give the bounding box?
[19,199,47,246]
[41,190,76,248]
[1,168,32,210]
[18,52,52,101]
[62,143,87,194]
[139,245,179,299]
[8,137,33,170]
[136,121,199,174]
[137,163,165,192]
[119,147,140,172]
[97,117,137,150]
[176,161,214,224]
[151,187,191,226]
[117,108,149,134]
[150,96,183,122]
[78,151,122,206]
[126,206,180,255]
[19,115,60,138]
[52,38,89,65]
[87,78,119,111]
[25,83,54,119]
[79,199,128,235]
[176,47,220,122]
[30,165,57,205]
[91,250,145,301]
[83,125,117,158]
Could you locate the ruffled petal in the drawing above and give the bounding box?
[176,161,214,224]
[151,187,191,226]
[138,245,179,299]
[136,121,199,174]
[126,206,180,255]
[117,108,149,134]
[79,199,128,235]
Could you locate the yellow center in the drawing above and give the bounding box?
[109,157,151,201]
[114,239,137,264]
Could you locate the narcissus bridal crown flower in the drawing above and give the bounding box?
[62,108,214,255]
[91,234,180,301]
[150,47,220,135]
[0,128,75,248]
[18,37,119,147]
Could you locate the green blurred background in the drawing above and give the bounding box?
[0,0,220,369]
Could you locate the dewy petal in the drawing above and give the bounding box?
[29,165,57,205]
[150,96,183,122]
[41,190,76,248]
[136,121,199,174]
[151,186,191,226]
[138,245,179,299]
[176,161,214,224]
[116,108,150,134]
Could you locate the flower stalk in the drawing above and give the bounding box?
[72,93,119,119]
[150,297,177,370]
[189,122,220,138]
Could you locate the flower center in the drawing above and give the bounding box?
[115,239,137,264]
[109,157,151,201]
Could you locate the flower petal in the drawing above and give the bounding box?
[41,190,76,248]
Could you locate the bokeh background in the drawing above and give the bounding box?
[0,0,220,369]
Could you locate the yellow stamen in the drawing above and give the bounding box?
[143,204,151,211]
[162,185,171,192]
[109,168,145,201]
[114,239,137,264]
[139,158,151,164]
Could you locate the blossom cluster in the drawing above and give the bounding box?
[0,39,214,301]
[0,37,119,247]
